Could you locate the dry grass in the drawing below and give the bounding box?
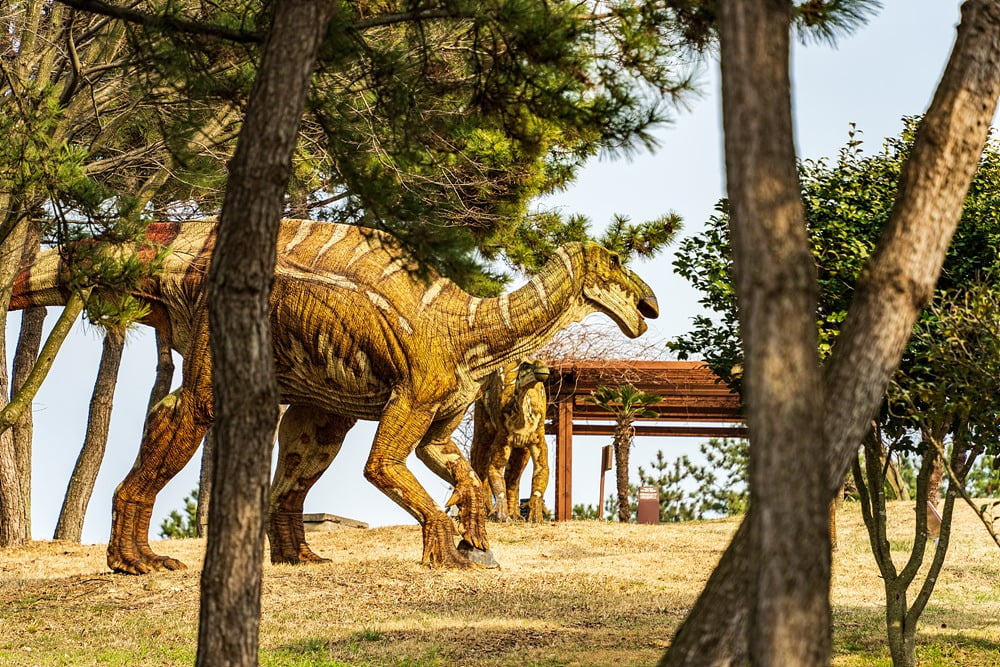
[1,501,998,666]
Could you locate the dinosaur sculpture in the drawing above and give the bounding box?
[470,359,551,522]
[10,218,658,572]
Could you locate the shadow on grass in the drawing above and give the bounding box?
[269,626,592,667]
[834,604,1000,667]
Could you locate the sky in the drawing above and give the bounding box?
[7,0,985,545]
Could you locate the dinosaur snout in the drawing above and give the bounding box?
[638,296,659,319]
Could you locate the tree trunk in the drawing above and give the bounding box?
[614,425,631,522]
[0,219,34,546]
[661,2,1000,665]
[197,426,216,538]
[195,0,336,665]
[926,454,944,508]
[10,220,44,526]
[885,457,911,501]
[10,306,45,531]
[720,0,830,663]
[54,329,125,542]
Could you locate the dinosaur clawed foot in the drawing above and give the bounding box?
[489,507,523,523]
[421,513,495,569]
[270,544,331,565]
[445,474,490,552]
[526,496,547,523]
[108,550,187,575]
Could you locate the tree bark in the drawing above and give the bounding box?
[614,425,631,522]
[10,307,45,530]
[661,2,1000,664]
[0,290,91,433]
[197,426,216,538]
[721,0,830,663]
[10,220,45,526]
[195,1,336,665]
[53,328,125,542]
[0,219,30,546]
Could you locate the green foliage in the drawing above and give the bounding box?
[670,119,1000,431]
[127,0,698,294]
[892,280,1000,474]
[638,440,748,522]
[159,487,199,539]
[571,439,749,522]
[586,384,661,421]
[571,502,604,520]
[967,457,1000,499]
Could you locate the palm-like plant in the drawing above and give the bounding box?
[587,384,662,522]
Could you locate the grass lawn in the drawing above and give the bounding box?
[1,500,997,666]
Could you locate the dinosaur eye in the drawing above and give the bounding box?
[610,253,622,267]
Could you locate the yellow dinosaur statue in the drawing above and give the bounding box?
[470,359,551,522]
[11,218,658,572]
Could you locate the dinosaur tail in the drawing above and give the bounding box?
[9,247,70,311]
[8,221,189,312]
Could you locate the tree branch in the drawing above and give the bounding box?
[0,289,92,434]
[55,0,264,43]
[56,1,478,45]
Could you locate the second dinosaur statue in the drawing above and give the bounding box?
[11,218,658,572]
[470,359,551,522]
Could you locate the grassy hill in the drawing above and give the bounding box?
[1,501,998,666]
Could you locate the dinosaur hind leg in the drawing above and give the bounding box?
[268,405,354,564]
[524,431,550,522]
[504,447,530,520]
[108,386,212,574]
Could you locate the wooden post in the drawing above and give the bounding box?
[555,399,574,520]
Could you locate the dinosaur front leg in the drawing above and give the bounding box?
[108,387,212,574]
[268,405,355,564]
[366,394,478,568]
[414,413,492,552]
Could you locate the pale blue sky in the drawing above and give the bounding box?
[9,0,983,544]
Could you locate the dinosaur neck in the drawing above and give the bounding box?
[466,246,589,379]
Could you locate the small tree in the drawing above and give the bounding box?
[587,384,661,522]
[160,488,200,539]
[857,281,1000,667]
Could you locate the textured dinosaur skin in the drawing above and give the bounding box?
[11,218,659,572]
[470,360,551,522]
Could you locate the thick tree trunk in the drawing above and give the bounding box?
[54,329,125,542]
[661,2,1000,665]
[721,0,830,663]
[195,1,336,665]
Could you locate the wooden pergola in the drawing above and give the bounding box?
[542,360,746,520]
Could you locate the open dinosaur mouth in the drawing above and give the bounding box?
[638,296,659,319]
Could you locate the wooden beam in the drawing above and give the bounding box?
[547,423,748,438]
[555,399,574,521]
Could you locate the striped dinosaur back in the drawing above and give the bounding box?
[9,219,450,314]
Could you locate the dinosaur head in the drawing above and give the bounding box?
[579,243,659,338]
[517,358,550,385]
